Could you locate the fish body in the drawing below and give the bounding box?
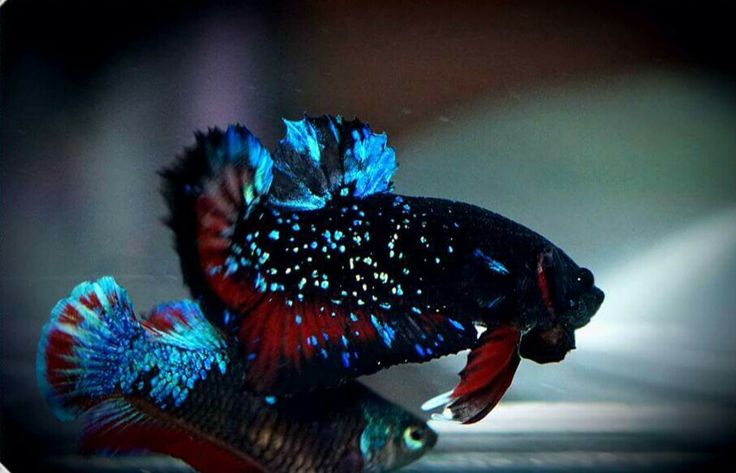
[37,277,436,473]
[224,193,556,332]
[162,115,604,423]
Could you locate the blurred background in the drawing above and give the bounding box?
[2,0,735,471]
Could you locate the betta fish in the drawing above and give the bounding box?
[161,115,604,424]
[37,277,436,473]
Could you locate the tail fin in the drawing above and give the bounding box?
[160,126,273,321]
[36,277,142,420]
[37,277,229,421]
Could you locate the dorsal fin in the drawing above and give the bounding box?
[160,125,273,319]
[268,115,397,210]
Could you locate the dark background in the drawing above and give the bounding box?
[2,1,735,471]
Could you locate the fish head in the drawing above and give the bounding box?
[516,244,604,363]
[356,403,437,472]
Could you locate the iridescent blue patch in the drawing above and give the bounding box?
[370,314,396,348]
[268,116,398,211]
[473,249,510,275]
[343,125,397,198]
[207,125,274,205]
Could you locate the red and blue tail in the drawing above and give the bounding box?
[37,276,229,421]
[37,277,261,473]
[36,277,141,420]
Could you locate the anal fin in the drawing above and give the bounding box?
[423,325,521,424]
[81,398,264,473]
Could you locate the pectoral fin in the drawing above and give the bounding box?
[423,325,521,424]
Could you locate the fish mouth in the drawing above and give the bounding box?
[571,285,605,329]
[589,286,605,313]
[593,286,605,308]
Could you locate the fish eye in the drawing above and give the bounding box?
[402,426,426,451]
[575,268,594,291]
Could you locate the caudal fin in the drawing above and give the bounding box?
[36,277,141,420]
[37,277,230,420]
[37,278,247,472]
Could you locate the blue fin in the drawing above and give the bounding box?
[268,115,397,210]
[201,124,274,207]
[142,300,228,360]
[37,277,229,421]
[37,277,140,420]
[161,125,274,319]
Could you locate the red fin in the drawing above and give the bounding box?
[160,126,272,320]
[424,325,520,424]
[238,295,382,392]
[236,292,477,394]
[38,277,137,420]
[82,399,264,473]
[196,166,245,272]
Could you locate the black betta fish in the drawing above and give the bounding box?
[161,115,604,424]
[37,277,436,473]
